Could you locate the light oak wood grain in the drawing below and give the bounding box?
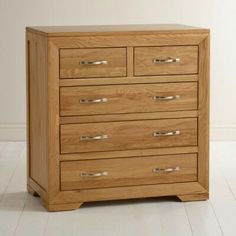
[198,34,210,191]
[28,178,47,200]
[127,47,134,77]
[177,192,209,202]
[60,82,197,116]
[134,46,198,76]
[26,25,209,211]
[60,48,126,78]
[59,74,198,87]
[50,33,208,49]
[52,182,207,204]
[26,31,48,192]
[47,38,61,203]
[42,201,82,212]
[60,146,198,161]
[60,110,198,124]
[60,154,197,190]
[26,24,209,37]
[4,142,230,235]
[60,118,197,154]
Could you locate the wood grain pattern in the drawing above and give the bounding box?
[26,31,49,191]
[198,34,210,191]
[177,192,209,201]
[127,47,134,77]
[60,154,197,190]
[60,146,198,161]
[47,38,61,203]
[26,25,209,211]
[50,34,208,49]
[4,142,231,235]
[134,46,198,76]
[60,48,126,78]
[60,110,198,124]
[26,24,209,37]
[60,118,197,154]
[28,178,48,200]
[42,200,82,212]
[52,182,207,204]
[59,75,198,87]
[60,82,197,116]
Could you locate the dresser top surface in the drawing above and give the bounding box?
[26,24,209,37]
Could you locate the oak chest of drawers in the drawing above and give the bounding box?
[26,24,210,211]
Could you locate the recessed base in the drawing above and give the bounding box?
[27,183,209,211]
[27,184,39,197]
[177,192,209,202]
[42,201,83,212]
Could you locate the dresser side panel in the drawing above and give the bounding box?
[198,33,210,191]
[27,31,49,191]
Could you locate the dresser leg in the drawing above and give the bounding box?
[27,185,39,197]
[42,201,83,212]
[177,192,209,202]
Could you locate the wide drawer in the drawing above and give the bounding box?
[60,82,197,116]
[60,118,197,154]
[60,153,197,190]
[60,48,127,78]
[134,46,198,76]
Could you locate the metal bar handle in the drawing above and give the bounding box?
[153,130,180,137]
[153,57,180,64]
[81,171,108,178]
[80,60,108,65]
[80,134,108,141]
[153,166,180,173]
[80,98,108,104]
[153,95,180,101]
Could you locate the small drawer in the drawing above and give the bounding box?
[60,153,197,190]
[60,48,127,78]
[134,46,198,76]
[60,82,197,116]
[60,118,197,154]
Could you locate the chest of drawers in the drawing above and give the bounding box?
[26,24,210,211]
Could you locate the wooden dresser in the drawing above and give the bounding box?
[26,24,210,211]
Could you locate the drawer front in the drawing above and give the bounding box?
[134,46,198,76]
[60,82,197,116]
[60,118,197,154]
[60,48,127,78]
[60,154,197,190]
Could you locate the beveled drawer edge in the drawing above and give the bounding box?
[59,75,198,87]
[59,146,198,161]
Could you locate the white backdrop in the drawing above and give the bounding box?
[0,0,235,140]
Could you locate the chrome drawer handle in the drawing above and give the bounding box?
[153,130,180,137]
[153,95,180,101]
[81,171,108,178]
[153,166,180,173]
[80,98,108,104]
[80,134,108,141]
[153,57,180,64]
[80,60,108,65]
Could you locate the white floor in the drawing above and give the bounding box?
[0,142,236,236]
